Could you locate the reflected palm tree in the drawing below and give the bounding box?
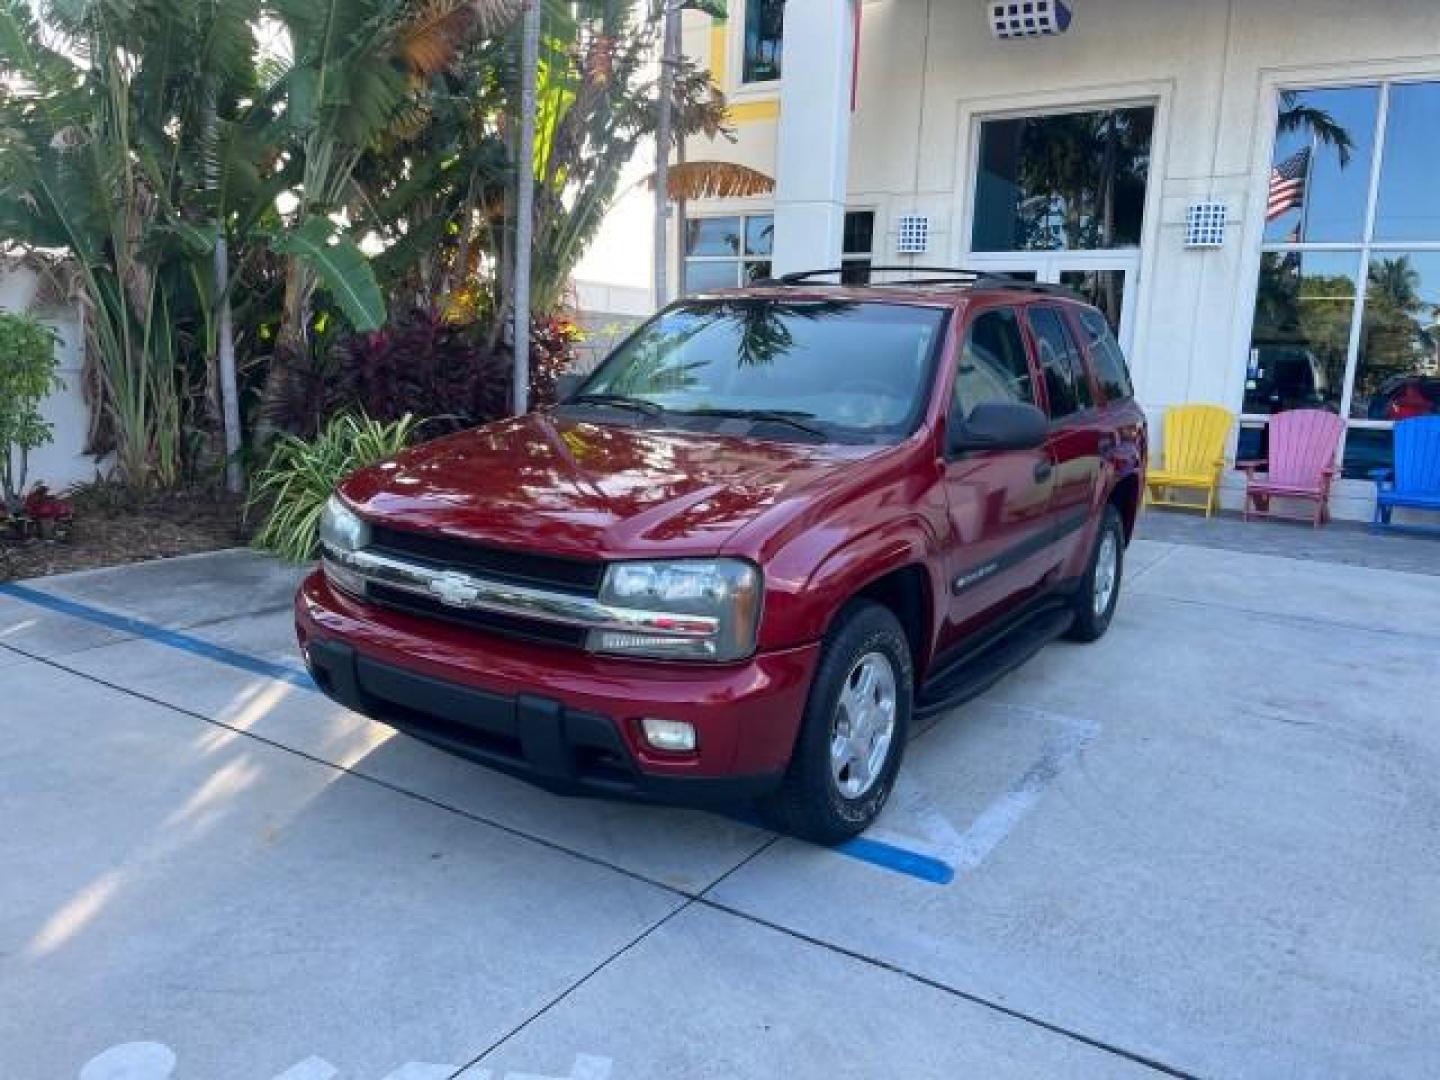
[1277,90,1355,167]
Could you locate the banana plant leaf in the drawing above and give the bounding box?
[269,218,386,332]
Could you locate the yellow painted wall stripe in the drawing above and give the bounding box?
[710,17,779,124]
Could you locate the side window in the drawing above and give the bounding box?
[953,308,1035,417]
[1028,306,1088,418]
[1077,308,1135,402]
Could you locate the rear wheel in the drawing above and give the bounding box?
[1066,503,1125,642]
[761,601,912,844]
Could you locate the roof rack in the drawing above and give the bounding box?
[759,266,1081,298]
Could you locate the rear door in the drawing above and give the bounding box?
[939,305,1056,647]
[1026,304,1103,569]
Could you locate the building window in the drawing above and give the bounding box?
[743,0,785,84]
[1246,80,1440,480]
[972,107,1155,252]
[684,214,772,292]
[842,210,874,284]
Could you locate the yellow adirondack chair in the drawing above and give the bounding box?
[1145,404,1233,517]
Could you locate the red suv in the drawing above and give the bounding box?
[296,271,1147,841]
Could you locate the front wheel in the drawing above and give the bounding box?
[1066,503,1125,642]
[761,601,913,844]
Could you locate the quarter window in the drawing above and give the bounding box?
[1028,307,1088,417]
[1076,308,1134,401]
[954,308,1034,417]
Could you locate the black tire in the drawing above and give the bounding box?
[1066,503,1125,643]
[761,600,913,844]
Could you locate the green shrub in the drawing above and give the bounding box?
[249,412,417,562]
[0,312,62,516]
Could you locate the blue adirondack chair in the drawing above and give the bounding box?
[1372,415,1440,528]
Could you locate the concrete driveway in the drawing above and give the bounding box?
[2,524,1438,1079]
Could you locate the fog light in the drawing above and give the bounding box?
[640,717,697,753]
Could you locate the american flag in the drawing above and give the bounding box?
[1266,147,1311,222]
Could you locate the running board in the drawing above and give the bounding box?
[915,604,1074,719]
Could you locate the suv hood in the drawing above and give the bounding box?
[339,413,871,559]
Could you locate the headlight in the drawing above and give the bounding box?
[319,494,370,553]
[589,558,762,662]
[319,495,370,596]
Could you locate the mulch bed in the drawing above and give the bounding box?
[1,486,252,582]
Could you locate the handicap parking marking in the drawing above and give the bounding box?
[2,579,975,887]
[0,581,315,689]
[864,707,1102,878]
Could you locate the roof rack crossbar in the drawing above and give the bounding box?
[761,267,1082,299]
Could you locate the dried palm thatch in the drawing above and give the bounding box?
[643,160,774,201]
[397,0,525,76]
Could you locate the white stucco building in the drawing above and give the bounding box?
[666,0,1440,520]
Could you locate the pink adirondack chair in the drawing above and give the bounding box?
[1238,409,1345,527]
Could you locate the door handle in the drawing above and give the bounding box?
[1034,460,1053,484]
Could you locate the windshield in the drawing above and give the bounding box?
[569,299,948,443]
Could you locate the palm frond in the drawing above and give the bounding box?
[643,160,773,201]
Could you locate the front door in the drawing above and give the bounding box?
[939,305,1057,650]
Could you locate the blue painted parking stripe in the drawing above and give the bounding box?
[3,579,957,885]
[836,835,956,885]
[0,581,316,690]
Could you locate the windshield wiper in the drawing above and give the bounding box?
[678,408,828,440]
[569,393,665,418]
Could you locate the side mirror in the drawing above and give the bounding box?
[948,400,1050,455]
[555,372,584,402]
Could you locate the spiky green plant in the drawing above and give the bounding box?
[249,412,417,562]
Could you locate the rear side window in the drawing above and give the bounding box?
[1077,308,1135,401]
[1028,306,1091,418]
[953,308,1034,417]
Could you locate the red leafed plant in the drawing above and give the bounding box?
[24,483,73,521]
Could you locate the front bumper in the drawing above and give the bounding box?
[296,571,819,804]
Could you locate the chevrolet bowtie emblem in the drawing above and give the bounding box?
[429,572,480,606]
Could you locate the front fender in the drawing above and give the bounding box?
[755,514,946,655]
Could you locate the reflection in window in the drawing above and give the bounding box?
[1076,308,1134,402]
[954,308,1034,415]
[1245,251,1357,415]
[1028,307,1086,416]
[842,210,874,285]
[1059,269,1124,336]
[1263,86,1378,244]
[684,213,773,293]
[743,0,784,84]
[972,107,1154,252]
[1341,426,1394,480]
[582,300,946,441]
[1374,82,1440,241]
[1354,252,1440,420]
[1251,79,1440,481]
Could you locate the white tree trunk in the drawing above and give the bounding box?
[512,0,542,414]
[653,1,680,307]
[214,229,243,494]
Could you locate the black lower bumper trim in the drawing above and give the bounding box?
[305,638,780,806]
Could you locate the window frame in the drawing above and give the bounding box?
[682,212,774,293]
[1025,304,1092,420]
[740,0,785,87]
[1244,74,1440,478]
[950,304,1038,422]
[842,208,876,285]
